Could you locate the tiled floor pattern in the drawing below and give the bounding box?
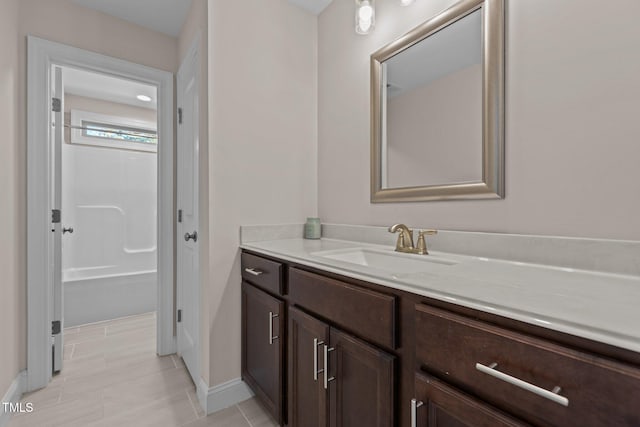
[9,312,276,427]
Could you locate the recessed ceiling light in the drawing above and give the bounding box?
[137,95,152,102]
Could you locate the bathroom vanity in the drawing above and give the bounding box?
[239,226,640,427]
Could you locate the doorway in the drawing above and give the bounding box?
[54,65,160,372]
[27,36,175,391]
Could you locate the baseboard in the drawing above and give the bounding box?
[0,371,27,427]
[197,377,254,415]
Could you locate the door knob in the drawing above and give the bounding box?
[62,227,74,234]
[184,231,198,242]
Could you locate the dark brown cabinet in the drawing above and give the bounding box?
[241,281,285,424]
[288,306,395,427]
[241,249,640,427]
[329,328,395,427]
[414,304,640,427]
[288,307,330,427]
[413,373,528,427]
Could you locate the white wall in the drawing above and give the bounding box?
[206,0,318,386]
[0,0,24,400]
[318,0,640,240]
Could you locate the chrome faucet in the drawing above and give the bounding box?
[388,224,437,255]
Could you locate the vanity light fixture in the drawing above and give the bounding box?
[355,0,375,35]
[136,94,152,102]
[399,0,416,5]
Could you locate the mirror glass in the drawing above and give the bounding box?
[383,10,482,188]
[371,0,504,203]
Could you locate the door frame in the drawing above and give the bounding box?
[26,36,176,391]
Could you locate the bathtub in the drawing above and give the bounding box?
[63,268,157,327]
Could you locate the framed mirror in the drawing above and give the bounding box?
[371,0,504,202]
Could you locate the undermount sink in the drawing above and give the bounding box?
[311,247,458,274]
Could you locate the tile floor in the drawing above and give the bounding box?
[9,312,276,427]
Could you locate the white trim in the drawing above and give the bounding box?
[0,371,27,427]
[27,36,176,392]
[70,109,157,152]
[197,378,254,415]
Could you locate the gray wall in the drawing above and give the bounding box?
[0,0,23,401]
[318,0,640,240]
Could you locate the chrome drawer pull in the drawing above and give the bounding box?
[268,312,279,345]
[313,338,324,381]
[411,399,424,427]
[323,345,335,390]
[475,362,569,407]
[244,267,263,276]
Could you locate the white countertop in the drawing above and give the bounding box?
[241,237,640,354]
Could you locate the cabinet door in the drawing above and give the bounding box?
[329,328,395,427]
[242,282,285,424]
[413,373,529,427]
[288,307,330,427]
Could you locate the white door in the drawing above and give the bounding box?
[51,66,64,373]
[177,46,200,385]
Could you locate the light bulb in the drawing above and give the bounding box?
[358,3,373,21]
[400,0,415,5]
[355,0,375,35]
[359,18,372,33]
[137,95,152,102]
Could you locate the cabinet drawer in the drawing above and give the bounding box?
[289,268,396,349]
[241,252,283,295]
[415,304,640,427]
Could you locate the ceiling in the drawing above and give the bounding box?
[72,0,193,37]
[72,0,331,38]
[62,66,158,110]
[287,0,333,15]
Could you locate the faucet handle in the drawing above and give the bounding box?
[416,229,437,255]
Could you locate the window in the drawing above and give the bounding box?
[71,109,158,152]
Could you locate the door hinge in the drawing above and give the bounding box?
[52,209,61,224]
[178,108,183,125]
[177,309,182,323]
[52,97,61,113]
[52,320,61,335]
[178,209,183,223]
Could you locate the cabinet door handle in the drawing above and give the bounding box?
[268,312,279,345]
[323,344,335,390]
[244,267,263,276]
[411,399,424,427]
[313,338,324,381]
[475,362,569,407]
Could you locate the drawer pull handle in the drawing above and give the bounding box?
[244,267,263,276]
[323,345,335,390]
[313,338,324,381]
[411,399,424,427]
[268,312,279,345]
[475,362,569,407]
